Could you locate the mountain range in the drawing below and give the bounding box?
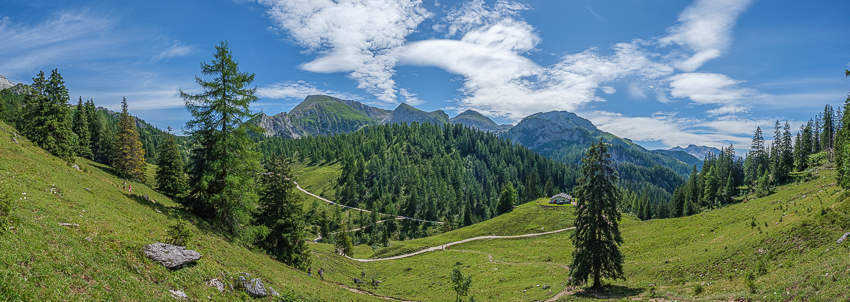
[257,95,703,179]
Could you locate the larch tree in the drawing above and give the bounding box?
[155,127,187,197]
[255,155,311,269]
[181,41,262,236]
[113,97,147,181]
[570,140,624,289]
[73,97,93,159]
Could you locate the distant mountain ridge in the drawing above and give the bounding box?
[257,95,506,138]
[668,144,722,160]
[255,95,700,181]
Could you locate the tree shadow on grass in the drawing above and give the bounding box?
[120,192,221,240]
[573,285,644,300]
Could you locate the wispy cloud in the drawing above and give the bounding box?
[151,42,194,62]
[0,11,117,75]
[256,81,361,101]
[659,0,753,71]
[258,0,432,104]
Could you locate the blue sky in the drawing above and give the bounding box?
[1,0,848,152]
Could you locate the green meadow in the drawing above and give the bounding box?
[2,116,849,301]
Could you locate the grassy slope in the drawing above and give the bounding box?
[0,121,381,301]
[296,156,850,301]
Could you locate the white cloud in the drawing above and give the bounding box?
[588,111,757,149]
[706,105,749,116]
[445,0,529,37]
[258,0,432,103]
[677,49,720,72]
[627,84,647,99]
[659,0,752,70]
[0,11,117,74]
[256,81,360,101]
[152,42,194,62]
[659,0,752,52]
[668,72,764,105]
[600,86,616,94]
[398,88,423,105]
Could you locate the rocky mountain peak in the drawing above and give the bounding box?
[0,75,14,90]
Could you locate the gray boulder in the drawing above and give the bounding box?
[143,243,202,269]
[838,232,850,244]
[239,276,268,297]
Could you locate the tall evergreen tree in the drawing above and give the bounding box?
[113,97,147,181]
[781,121,794,181]
[255,155,311,269]
[543,177,555,197]
[523,169,541,202]
[835,94,850,188]
[181,41,262,236]
[23,70,77,162]
[84,99,106,163]
[496,182,517,215]
[155,127,187,197]
[73,97,93,159]
[570,140,624,289]
[822,105,835,152]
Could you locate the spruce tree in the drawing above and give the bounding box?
[84,99,106,164]
[155,127,187,197]
[570,140,624,289]
[496,182,517,215]
[543,177,555,197]
[24,70,77,162]
[181,41,262,236]
[73,97,93,159]
[524,169,541,202]
[113,97,147,181]
[835,94,850,188]
[255,155,311,269]
[463,200,474,226]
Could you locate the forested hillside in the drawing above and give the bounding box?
[257,122,578,239]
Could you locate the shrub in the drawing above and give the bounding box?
[745,272,757,293]
[166,218,194,246]
[693,283,704,295]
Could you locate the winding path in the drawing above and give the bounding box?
[294,181,443,224]
[345,226,576,262]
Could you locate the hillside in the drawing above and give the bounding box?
[387,103,449,126]
[295,155,850,301]
[652,149,703,168]
[257,95,392,138]
[0,120,380,301]
[449,110,510,133]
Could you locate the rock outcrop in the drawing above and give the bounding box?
[239,276,268,297]
[0,75,14,90]
[143,243,202,269]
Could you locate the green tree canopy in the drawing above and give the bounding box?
[73,97,93,159]
[496,182,517,215]
[181,41,262,236]
[155,127,187,197]
[255,155,311,269]
[570,140,625,289]
[113,97,147,181]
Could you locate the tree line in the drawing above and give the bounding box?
[257,121,579,241]
[632,97,847,221]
